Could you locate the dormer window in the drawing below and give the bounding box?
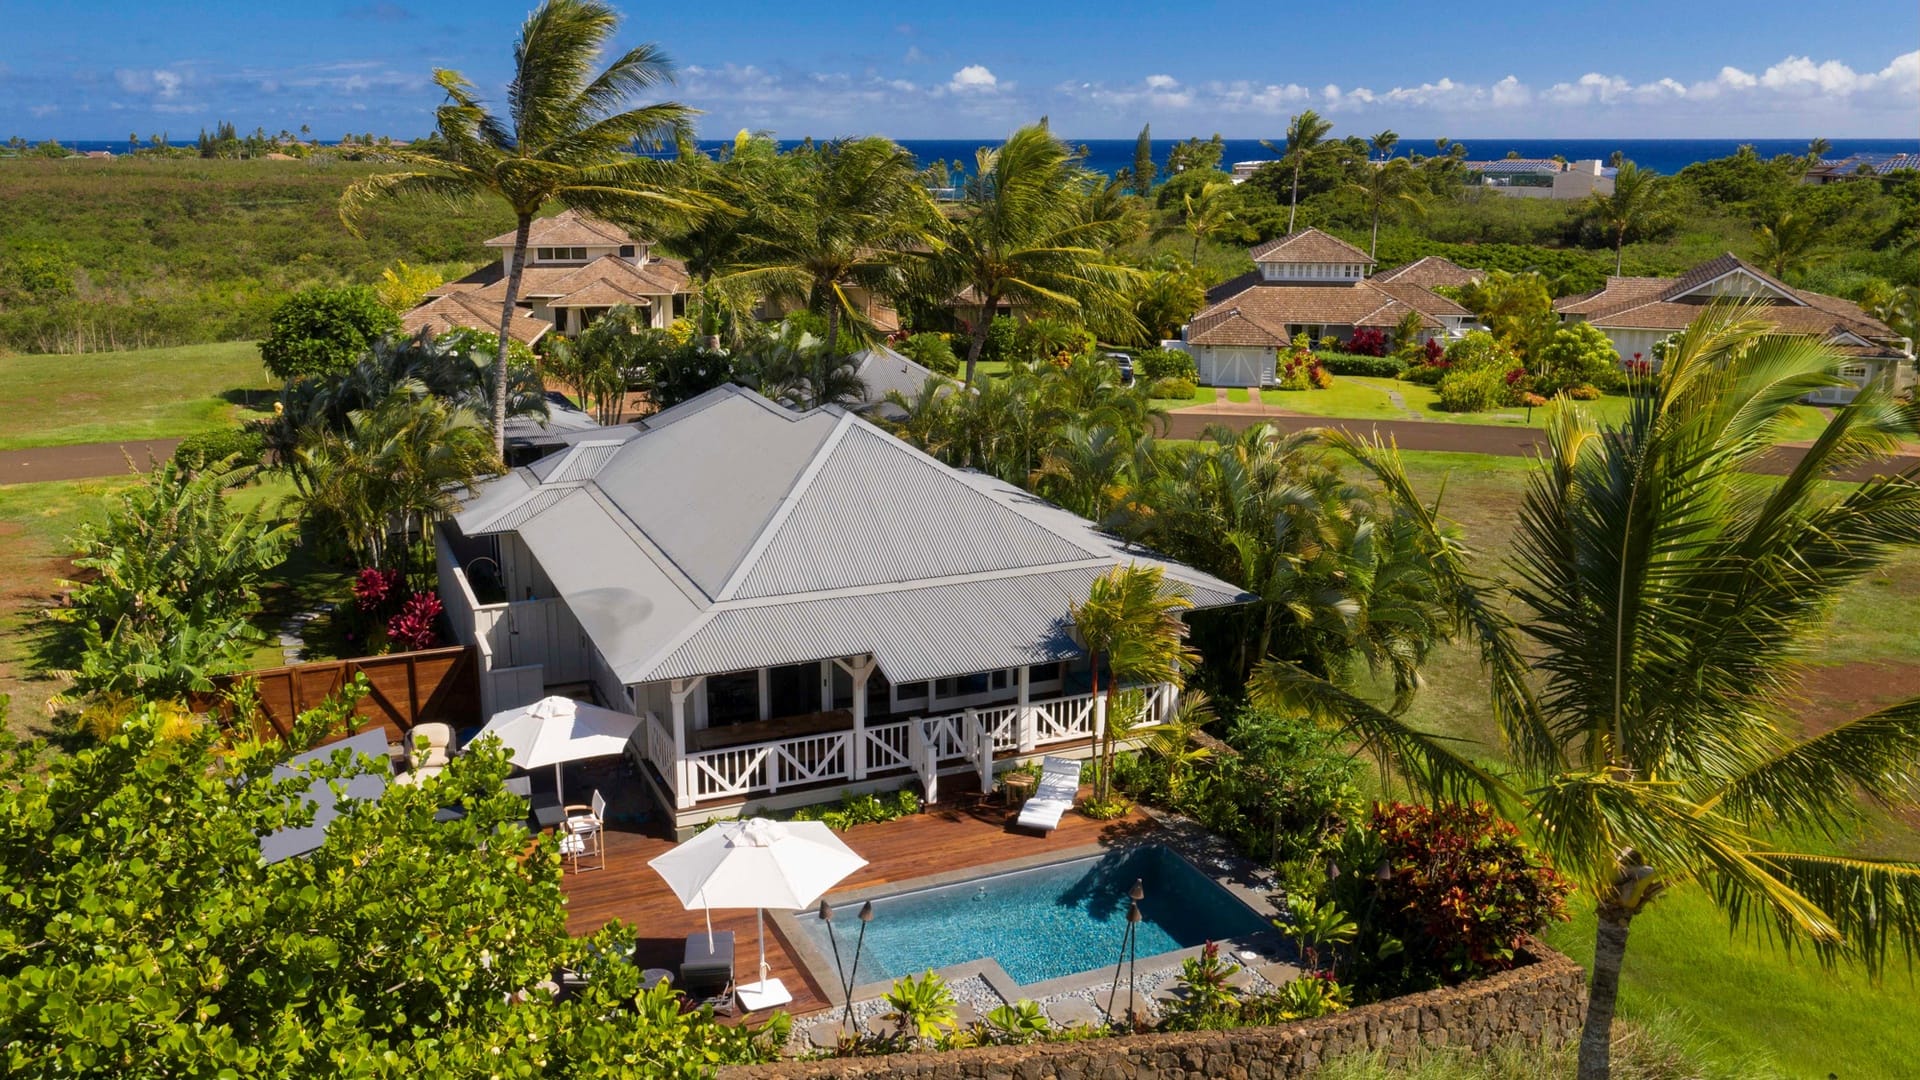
[619,244,635,258]
[535,246,588,262]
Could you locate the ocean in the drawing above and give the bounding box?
[44,136,1920,179]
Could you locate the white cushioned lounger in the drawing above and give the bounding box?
[1015,756,1083,833]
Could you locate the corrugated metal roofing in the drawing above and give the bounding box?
[731,424,1094,599]
[647,567,1109,683]
[450,385,1256,688]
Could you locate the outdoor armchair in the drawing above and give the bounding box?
[680,931,737,1015]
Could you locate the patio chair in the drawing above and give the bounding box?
[1015,756,1083,834]
[680,931,736,1016]
[559,790,606,873]
[406,723,454,774]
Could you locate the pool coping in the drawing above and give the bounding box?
[770,812,1295,1011]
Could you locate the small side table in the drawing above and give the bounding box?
[1002,771,1036,808]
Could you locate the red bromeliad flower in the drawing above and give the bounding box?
[353,567,403,613]
[386,592,444,652]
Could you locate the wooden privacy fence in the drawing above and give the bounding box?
[194,645,482,743]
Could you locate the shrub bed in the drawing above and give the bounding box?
[1317,352,1406,378]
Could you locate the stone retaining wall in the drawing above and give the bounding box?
[723,940,1585,1079]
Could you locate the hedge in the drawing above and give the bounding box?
[1317,352,1406,378]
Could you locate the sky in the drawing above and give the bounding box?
[2,1,1916,142]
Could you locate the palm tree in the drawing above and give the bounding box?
[339,0,699,457]
[726,137,938,356]
[923,123,1143,386]
[1347,158,1426,259]
[1067,563,1199,803]
[1261,109,1335,232]
[1587,160,1666,275]
[1164,180,1240,260]
[1805,136,1832,165]
[1370,129,1399,162]
[648,131,789,349]
[1258,306,1920,1080]
[1751,210,1831,279]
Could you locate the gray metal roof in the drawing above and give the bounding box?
[851,345,942,417]
[450,384,1255,687]
[258,728,390,865]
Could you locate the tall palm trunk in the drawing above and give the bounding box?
[962,299,995,387]
[1088,650,1106,801]
[1370,207,1381,259]
[1288,164,1302,232]
[824,303,841,358]
[492,214,533,458]
[698,272,722,351]
[1577,907,1633,1080]
[1613,229,1625,276]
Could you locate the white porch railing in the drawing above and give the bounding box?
[669,683,1176,806]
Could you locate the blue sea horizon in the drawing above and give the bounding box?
[39,135,1919,180]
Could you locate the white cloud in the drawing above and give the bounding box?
[948,65,999,93]
[1143,73,1178,90]
[903,45,926,65]
[114,67,186,99]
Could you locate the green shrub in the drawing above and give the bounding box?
[1014,317,1094,362]
[1317,352,1406,378]
[1435,364,1513,412]
[1440,329,1510,372]
[1536,321,1622,394]
[1150,376,1199,400]
[1325,802,1573,1000]
[787,788,920,830]
[1135,346,1198,382]
[980,315,1020,365]
[258,284,399,381]
[1400,362,1450,386]
[897,332,960,376]
[172,425,268,469]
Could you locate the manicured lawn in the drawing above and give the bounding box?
[1372,449,1920,1074]
[1247,376,1834,440]
[0,340,274,450]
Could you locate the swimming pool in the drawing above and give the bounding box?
[793,844,1270,986]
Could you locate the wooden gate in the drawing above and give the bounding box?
[498,598,588,684]
[197,645,482,743]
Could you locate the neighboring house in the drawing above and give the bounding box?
[401,289,552,347]
[1802,152,1920,184]
[1462,159,1614,200]
[757,287,902,336]
[1372,256,1484,291]
[410,208,692,340]
[848,345,943,420]
[1555,253,1914,404]
[1180,229,1475,386]
[435,384,1249,831]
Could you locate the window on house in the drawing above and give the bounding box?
[672,294,687,318]
[935,672,992,698]
[580,307,609,329]
[706,671,759,727]
[895,680,927,704]
[619,244,635,257]
[1840,364,1870,378]
[767,662,823,717]
[535,246,588,262]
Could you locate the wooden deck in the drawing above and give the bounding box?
[560,787,1153,1019]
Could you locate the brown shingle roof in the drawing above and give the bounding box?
[434,255,691,306]
[1186,280,1456,345]
[1555,254,1897,343]
[401,291,550,345]
[484,208,639,249]
[1248,227,1375,265]
[548,280,653,309]
[1374,256,1482,290]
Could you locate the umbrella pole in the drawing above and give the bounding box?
[554,761,565,806]
[755,907,769,989]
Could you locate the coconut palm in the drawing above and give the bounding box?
[1805,137,1832,165]
[1751,210,1832,279]
[1587,160,1667,275]
[925,123,1144,386]
[1256,305,1920,1080]
[338,0,699,457]
[734,320,869,411]
[1370,129,1399,162]
[1347,158,1426,259]
[1068,563,1199,804]
[643,131,789,349]
[1260,109,1336,233]
[723,137,938,356]
[1160,180,1240,260]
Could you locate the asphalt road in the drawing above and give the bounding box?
[0,438,182,485]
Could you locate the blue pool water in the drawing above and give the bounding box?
[796,845,1269,986]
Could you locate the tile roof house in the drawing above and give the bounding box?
[1373,256,1484,291]
[436,385,1250,829]
[1179,229,1476,386]
[408,208,693,341]
[1555,253,1914,404]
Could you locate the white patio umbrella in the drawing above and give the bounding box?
[477,695,641,804]
[648,817,868,1011]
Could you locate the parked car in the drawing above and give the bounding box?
[1103,351,1135,385]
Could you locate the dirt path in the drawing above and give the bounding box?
[0,438,181,485]
[1162,406,1920,482]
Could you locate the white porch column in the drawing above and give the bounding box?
[669,678,701,810]
[1015,666,1034,753]
[1093,690,1108,748]
[838,655,875,781]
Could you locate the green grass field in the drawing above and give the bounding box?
[1249,376,1835,438]
[0,341,274,450]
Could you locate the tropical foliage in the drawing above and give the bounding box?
[44,457,293,701]
[1068,564,1198,804]
[1255,307,1920,1079]
[258,285,400,381]
[0,696,785,1078]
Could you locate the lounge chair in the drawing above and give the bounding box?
[1015,756,1083,833]
[406,723,454,780]
[681,931,736,1015]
